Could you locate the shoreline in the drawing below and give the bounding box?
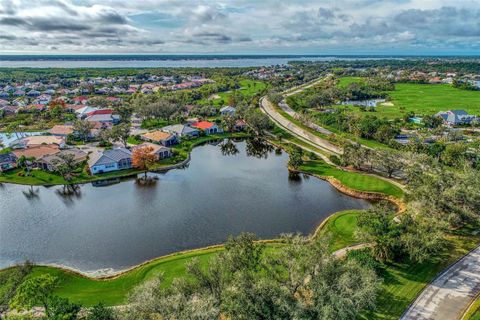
[0,178,404,280]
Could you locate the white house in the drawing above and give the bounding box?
[88,148,132,175]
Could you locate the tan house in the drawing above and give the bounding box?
[141,130,178,146]
[133,142,171,160]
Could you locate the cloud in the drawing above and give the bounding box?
[1,0,480,54]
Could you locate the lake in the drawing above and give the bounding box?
[0,55,399,68]
[0,139,369,273]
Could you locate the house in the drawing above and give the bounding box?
[162,124,199,138]
[88,148,132,175]
[133,142,171,160]
[234,119,247,132]
[36,149,87,172]
[48,125,74,137]
[12,135,66,149]
[435,110,477,126]
[85,113,120,124]
[13,144,60,159]
[191,121,222,135]
[75,106,99,118]
[141,130,178,146]
[220,106,236,116]
[0,152,17,172]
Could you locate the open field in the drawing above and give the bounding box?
[198,79,268,106]
[338,77,480,119]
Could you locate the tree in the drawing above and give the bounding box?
[288,146,303,170]
[123,233,379,320]
[132,146,156,179]
[244,108,272,136]
[440,143,467,167]
[73,120,94,142]
[17,155,35,176]
[222,114,237,132]
[48,296,81,320]
[356,204,402,262]
[109,123,130,148]
[10,274,58,317]
[86,303,116,320]
[52,153,77,182]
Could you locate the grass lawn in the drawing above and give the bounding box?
[198,79,267,106]
[317,210,361,251]
[300,160,404,198]
[337,77,480,119]
[364,231,480,320]
[464,296,480,320]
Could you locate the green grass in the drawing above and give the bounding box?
[337,77,480,119]
[464,295,480,320]
[198,80,267,106]
[365,232,480,320]
[317,210,361,251]
[300,160,404,198]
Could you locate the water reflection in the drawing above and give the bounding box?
[55,184,82,207]
[22,186,40,200]
[245,138,274,159]
[0,140,370,271]
[220,139,240,156]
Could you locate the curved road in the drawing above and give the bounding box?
[401,244,480,320]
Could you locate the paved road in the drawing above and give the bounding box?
[401,245,480,320]
[260,97,342,155]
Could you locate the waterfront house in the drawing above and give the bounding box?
[0,152,17,172]
[36,149,87,172]
[234,119,247,132]
[162,124,199,138]
[13,145,60,160]
[141,130,178,146]
[191,121,222,135]
[48,125,74,137]
[133,142,171,160]
[88,148,132,175]
[220,106,236,116]
[435,110,477,126]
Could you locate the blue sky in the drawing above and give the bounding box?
[1,0,480,54]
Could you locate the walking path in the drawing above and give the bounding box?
[401,244,480,320]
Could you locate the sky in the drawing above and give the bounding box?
[1,0,480,55]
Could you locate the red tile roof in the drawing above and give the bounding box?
[87,108,113,116]
[192,121,215,130]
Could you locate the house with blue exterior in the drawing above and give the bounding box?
[220,106,236,116]
[0,152,17,172]
[435,110,477,126]
[88,148,132,175]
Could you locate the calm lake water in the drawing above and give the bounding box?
[0,55,399,68]
[0,140,369,273]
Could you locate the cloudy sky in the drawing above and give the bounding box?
[1,0,480,55]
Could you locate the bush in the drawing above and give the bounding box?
[329,154,344,166]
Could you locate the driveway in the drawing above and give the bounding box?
[401,245,480,320]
